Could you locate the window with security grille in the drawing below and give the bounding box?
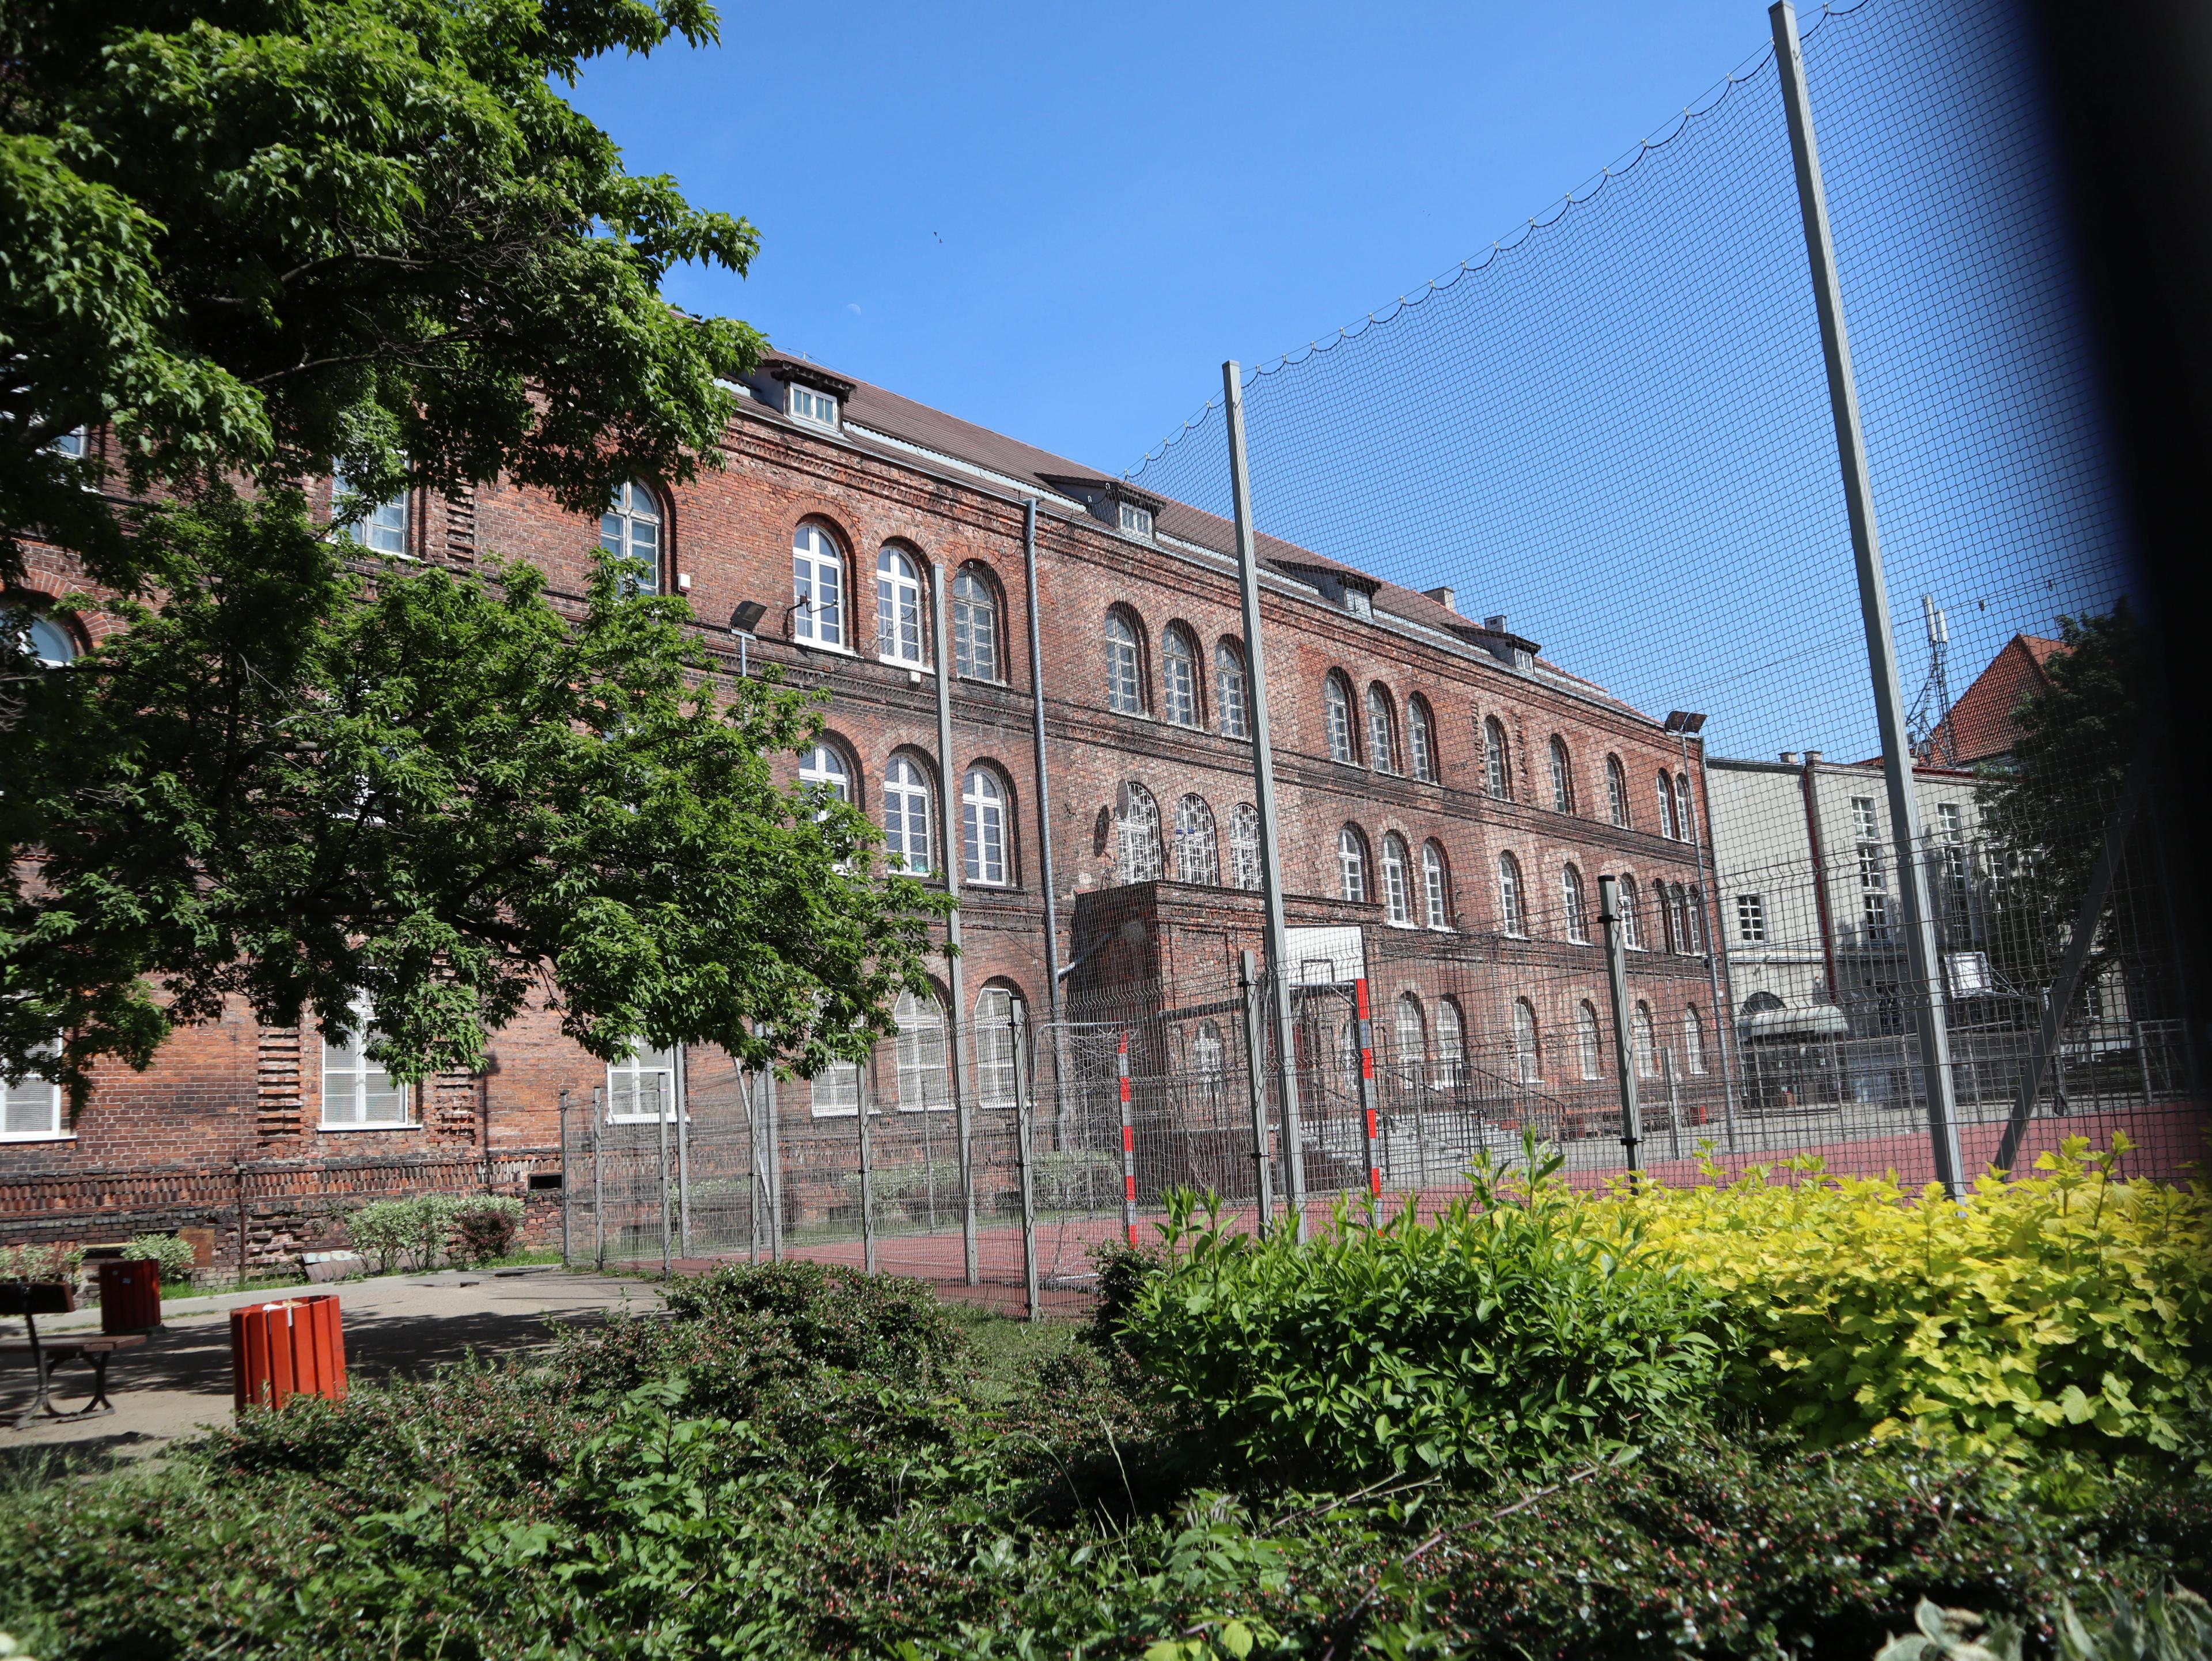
[1562,864,1589,942]
[1216,642,1249,738]
[1105,614,1143,713]
[974,987,1022,1108]
[1435,998,1466,1085]
[1116,782,1162,883]
[1578,1001,1603,1080]
[894,991,948,1111]
[1229,804,1262,891]
[1737,892,1767,942]
[1175,794,1219,885]
[1395,994,1426,1089]
[1512,1000,1541,1083]
[1325,675,1355,762]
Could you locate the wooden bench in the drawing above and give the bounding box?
[2,1282,147,1429]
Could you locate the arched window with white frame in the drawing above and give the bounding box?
[1632,1001,1657,1079]
[1366,685,1397,775]
[1408,696,1437,783]
[1657,771,1680,840]
[321,996,411,1127]
[1577,1000,1603,1080]
[1105,611,1145,714]
[1684,1005,1707,1075]
[1676,774,1694,838]
[876,546,926,664]
[1116,782,1163,883]
[963,767,1009,885]
[1561,863,1589,943]
[607,1041,679,1123]
[1229,804,1262,891]
[793,524,844,647]
[1381,833,1412,926]
[1161,627,1200,728]
[1175,794,1219,886]
[1324,674,1356,763]
[975,985,1024,1108]
[1338,825,1369,903]
[895,990,950,1111]
[1549,737,1575,814]
[952,566,999,680]
[1216,641,1249,739]
[1606,755,1630,827]
[1435,997,1466,1086]
[1421,841,1450,929]
[799,742,851,803]
[1497,852,1525,936]
[337,467,410,558]
[1484,718,1513,801]
[1394,993,1427,1091]
[1512,999,1542,1084]
[1618,873,1643,949]
[883,756,932,875]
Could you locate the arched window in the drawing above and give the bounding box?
[1741,990,1785,1017]
[1658,772,1680,840]
[1561,864,1588,943]
[1366,685,1397,774]
[1676,774,1695,838]
[1549,737,1575,814]
[1381,833,1412,926]
[963,768,1009,885]
[321,995,411,1126]
[1605,755,1630,828]
[605,1039,678,1124]
[1497,852,1525,936]
[1105,611,1144,714]
[1161,626,1200,727]
[1338,826,1369,903]
[1618,873,1643,949]
[883,756,932,875]
[1216,641,1250,738]
[10,609,76,666]
[876,546,926,664]
[1484,718,1513,801]
[1421,841,1450,929]
[1632,1001,1657,1080]
[1512,999,1541,1084]
[952,566,999,680]
[1408,696,1437,783]
[895,990,950,1111]
[1324,674,1356,763]
[1175,794,1219,885]
[1577,1000,1603,1080]
[1685,885,1706,955]
[1657,880,1679,954]
[799,742,851,803]
[338,467,411,558]
[793,523,844,647]
[1229,804,1262,891]
[1116,782,1163,883]
[1684,1005,1707,1075]
[1395,993,1427,1090]
[975,985,1024,1107]
[1435,997,1466,1086]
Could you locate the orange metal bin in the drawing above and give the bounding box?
[230,1294,347,1412]
[98,1259,162,1334]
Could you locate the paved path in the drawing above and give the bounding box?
[0,1267,662,1465]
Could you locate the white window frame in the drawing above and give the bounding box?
[607,1043,681,1124]
[952,569,999,681]
[1366,687,1396,775]
[1631,1002,1657,1080]
[1325,678,1355,763]
[2,1047,67,1142]
[1851,796,1881,842]
[1381,834,1412,926]
[1619,875,1645,949]
[321,997,414,1130]
[1408,699,1435,783]
[789,385,840,427]
[1116,782,1162,883]
[1394,994,1427,1091]
[1497,852,1525,937]
[1217,644,1250,739]
[600,478,661,592]
[800,743,851,803]
[963,768,1008,886]
[12,610,76,666]
[49,426,87,459]
[1606,756,1630,827]
[1338,827,1368,903]
[1175,794,1219,886]
[883,757,933,876]
[1550,739,1574,814]
[1577,1001,1603,1080]
[1421,841,1450,929]
[894,991,950,1112]
[1512,999,1541,1084]
[1658,773,1679,840]
[974,987,1022,1108]
[1435,998,1467,1086]
[1737,893,1767,943]
[334,468,409,558]
[876,547,927,665]
[1118,500,1154,539]
[793,525,846,649]
[1105,614,1143,714]
[1484,720,1512,801]
[1229,804,1262,891]
[1161,630,1199,728]
[1562,864,1589,943]
[1684,1008,1707,1074]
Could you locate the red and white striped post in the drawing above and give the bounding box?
[1117,1035,1139,1247]
[1355,978,1384,1223]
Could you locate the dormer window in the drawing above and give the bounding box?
[1118,501,1153,539]
[790,385,839,427]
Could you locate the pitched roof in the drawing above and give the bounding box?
[1926,633,2065,765]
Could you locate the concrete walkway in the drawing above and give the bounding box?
[0,1267,664,1465]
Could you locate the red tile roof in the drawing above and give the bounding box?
[1926,633,2065,765]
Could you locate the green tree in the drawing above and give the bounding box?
[0,2,943,1097]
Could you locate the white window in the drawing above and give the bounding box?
[1381,833,1412,926]
[1366,686,1397,775]
[607,1042,679,1123]
[1684,1007,1707,1074]
[883,757,933,875]
[1632,1002,1657,1080]
[1175,794,1219,885]
[1577,1000,1603,1080]
[793,525,844,648]
[1550,738,1574,814]
[1606,755,1629,828]
[1408,698,1436,782]
[800,743,851,803]
[1937,801,1965,842]
[1435,998,1466,1086]
[789,384,839,427]
[1118,500,1154,539]
[1484,719,1512,801]
[10,610,75,666]
[1619,874,1643,949]
[876,546,926,664]
[1325,676,1355,763]
[1851,796,1881,842]
[334,468,408,557]
[963,769,1007,886]
[2,1047,65,1141]
[953,569,998,680]
[811,1058,861,1118]
[1657,773,1679,840]
[1395,993,1427,1091]
[1676,774,1695,839]
[1512,999,1541,1084]
[1217,642,1250,739]
[975,987,1022,1108]
[1116,782,1162,883]
[1192,1020,1225,1082]
[1737,893,1767,943]
[1862,890,1893,941]
[895,991,949,1111]
[1338,827,1368,903]
[1229,804,1262,891]
[1105,614,1143,714]
[1161,629,1199,727]
[49,427,86,459]
[1497,852,1525,936]
[1421,841,1450,929]
[321,998,411,1127]
[1562,864,1589,943]
[598,478,661,592]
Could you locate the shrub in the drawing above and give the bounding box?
[1116,1143,1723,1479]
[1623,1135,2212,1463]
[661,1258,963,1385]
[123,1234,197,1285]
[449,1195,525,1265]
[346,1195,459,1274]
[0,1244,81,1282]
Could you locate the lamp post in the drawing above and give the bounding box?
[729,600,767,679]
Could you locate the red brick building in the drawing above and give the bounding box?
[3,355,1727,1264]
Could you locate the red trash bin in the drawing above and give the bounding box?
[99,1259,162,1334]
[230,1294,347,1412]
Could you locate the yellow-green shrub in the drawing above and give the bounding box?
[1609,1136,2212,1463]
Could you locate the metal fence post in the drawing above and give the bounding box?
[591,1084,605,1272]
[1021,498,1078,1154]
[930,562,979,1285]
[1598,875,1645,1185]
[1116,1034,1138,1248]
[656,1075,672,1278]
[1014,1004,1041,1321]
[1772,0,1964,1194]
[740,1063,760,1263]
[674,1043,691,1261]
[856,1059,877,1275]
[1682,729,1742,1152]
[764,1069,783,1262]
[558,1089,571,1268]
[1223,359,1308,1241]
[1662,1047,1683,1164]
[1236,949,1276,1235]
[1354,978,1384,1223]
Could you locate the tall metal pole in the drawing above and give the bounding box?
[763,1070,783,1261]
[856,1059,877,1275]
[1353,978,1384,1224]
[591,1084,605,1272]
[1680,733,1741,1151]
[1014,1004,1041,1322]
[1236,949,1276,1234]
[1598,875,1645,1185]
[1022,500,1077,1152]
[558,1089,571,1268]
[1222,360,1309,1241]
[656,1077,672,1278]
[673,1043,691,1259]
[741,1065,760,1263]
[1772,0,1965,1195]
[931,563,979,1284]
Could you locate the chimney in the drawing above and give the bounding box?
[1804,750,1823,766]
[1423,586,1457,614]
[1484,614,1508,631]
[1779,751,1800,764]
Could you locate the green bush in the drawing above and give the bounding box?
[449,1195,524,1265]
[345,1195,458,1274]
[1116,1145,1723,1479]
[122,1234,196,1286]
[0,1244,81,1283]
